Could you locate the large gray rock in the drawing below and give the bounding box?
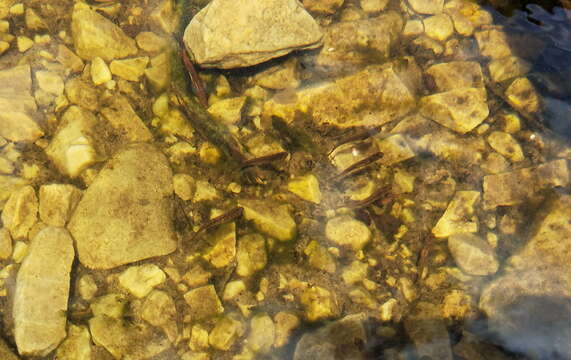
[68,143,177,269]
[0,65,43,143]
[183,0,323,69]
[13,227,75,357]
[479,195,571,358]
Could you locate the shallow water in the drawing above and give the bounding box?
[0,0,570,359]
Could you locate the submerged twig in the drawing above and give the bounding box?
[332,151,384,181]
[341,185,392,209]
[190,207,244,242]
[181,45,209,107]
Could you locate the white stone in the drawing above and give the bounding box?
[119,264,166,298]
[13,227,75,357]
[183,0,323,69]
[45,106,99,178]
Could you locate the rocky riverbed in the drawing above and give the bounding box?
[0,0,570,359]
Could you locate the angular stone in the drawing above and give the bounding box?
[45,106,100,178]
[209,316,244,350]
[448,233,499,276]
[424,14,454,41]
[505,77,541,115]
[1,185,37,239]
[287,173,321,204]
[420,87,489,134]
[36,70,64,96]
[68,143,177,269]
[274,312,300,348]
[488,56,531,83]
[300,285,339,322]
[236,233,267,277]
[253,58,300,90]
[118,264,166,298]
[487,131,524,162]
[109,57,149,81]
[315,12,403,72]
[65,77,100,111]
[203,222,236,268]
[479,195,571,358]
[71,4,137,61]
[407,0,444,14]
[263,58,420,128]
[325,215,371,251]
[184,285,224,321]
[57,45,85,73]
[475,28,513,59]
[483,159,569,209]
[89,314,169,359]
[100,95,153,142]
[55,325,92,360]
[0,175,26,209]
[375,134,416,166]
[90,57,112,85]
[294,314,366,360]
[141,290,178,343]
[183,0,323,69]
[248,314,275,353]
[306,240,336,273]
[425,61,484,92]
[239,199,297,241]
[0,65,43,143]
[136,31,169,53]
[145,52,171,92]
[39,184,82,227]
[432,191,480,238]
[207,96,247,125]
[13,227,75,357]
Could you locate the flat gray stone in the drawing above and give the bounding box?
[13,227,75,357]
[183,0,323,69]
[68,143,177,269]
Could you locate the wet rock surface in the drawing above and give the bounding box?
[0,0,569,359]
[68,143,177,269]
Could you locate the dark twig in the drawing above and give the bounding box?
[189,207,244,242]
[181,46,209,107]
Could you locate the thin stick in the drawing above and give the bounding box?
[181,47,209,107]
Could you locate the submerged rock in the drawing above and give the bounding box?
[13,227,75,357]
[263,58,421,128]
[0,65,43,143]
[239,199,297,241]
[483,159,569,209]
[294,313,367,360]
[479,195,571,358]
[183,0,323,69]
[1,185,37,240]
[71,4,137,61]
[448,233,499,276]
[314,11,404,72]
[68,143,177,269]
